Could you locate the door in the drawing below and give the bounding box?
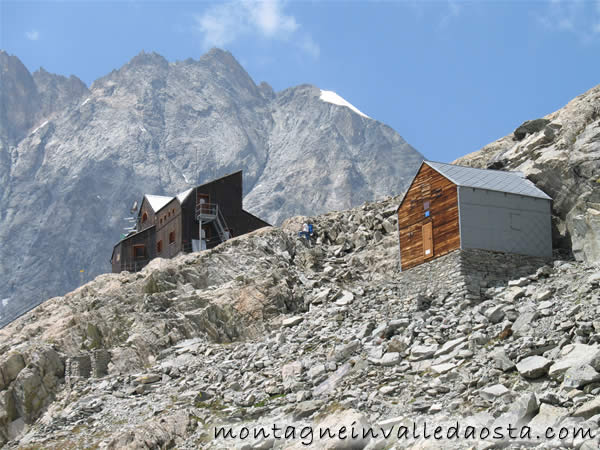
[422,222,433,259]
[197,193,210,213]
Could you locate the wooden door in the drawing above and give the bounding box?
[422,222,433,259]
[197,193,210,213]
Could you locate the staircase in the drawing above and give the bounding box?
[195,202,231,245]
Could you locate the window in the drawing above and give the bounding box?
[423,201,430,210]
[116,252,120,262]
[133,245,145,259]
[142,212,148,223]
[169,231,176,244]
[157,240,163,253]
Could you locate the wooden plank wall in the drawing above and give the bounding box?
[397,164,460,270]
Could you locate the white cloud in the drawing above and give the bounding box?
[536,0,600,43]
[195,0,318,58]
[25,30,40,41]
[299,35,320,59]
[439,0,461,29]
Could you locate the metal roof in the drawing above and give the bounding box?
[425,161,552,200]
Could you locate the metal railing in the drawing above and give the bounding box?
[195,202,218,219]
[116,260,151,273]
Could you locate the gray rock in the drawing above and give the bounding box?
[335,290,354,306]
[292,400,322,420]
[314,409,372,449]
[387,335,409,354]
[493,392,538,427]
[313,363,352,396]
[516,356,552,379]
[307,364,326,381]
[410,344,439,361]
[549,344,600,380]
[378,352,401,366]
[282,316,304,327]
[573,396,600,419]
[282,361,303,391]
[563,364,600,389]
[490,349,515,372]
[329,340,360,362]
[0,353,26,389]
[512,310,539,337]
[484,305,505,324]
[434,336,468,357]
[480,384,510,401]
[529,404,568,431]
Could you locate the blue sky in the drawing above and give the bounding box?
[2,0,600,162]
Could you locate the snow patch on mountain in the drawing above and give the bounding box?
[319,89,370,119]
[30,120,48,135]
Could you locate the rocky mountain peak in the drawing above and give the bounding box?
[127,50,169,69]
[0,50,39,146]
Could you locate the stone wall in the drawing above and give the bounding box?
[397,248,551,307]
[65,355,91,388]
[65,349,111,388]
[91,349,110,378]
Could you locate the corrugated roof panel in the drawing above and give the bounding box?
[425,161,552,200]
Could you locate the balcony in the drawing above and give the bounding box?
[196,202,219,222]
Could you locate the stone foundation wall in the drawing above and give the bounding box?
[397,248,551,306]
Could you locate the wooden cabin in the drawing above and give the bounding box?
[111,171,270,273]
[397,161,552,271]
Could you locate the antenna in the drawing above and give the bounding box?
[122,200,140,237]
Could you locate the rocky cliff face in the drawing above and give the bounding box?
[1,197,599,449]
[455,84,600,263]
[0,49,423,327]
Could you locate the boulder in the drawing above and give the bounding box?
[512,310,538,337]
[490,349,515,372]
[329,340,360,363]
[548,344,600,380]
[282,361,303,391]
[493,392,538,428]
[484,305,505,324]
[516,356,552,379]
[409,344,439,361]
[480,384,509,401]
[282,316,304,327]
[529,404,568,431]
[573,396,600,419]
[562,364,600,389]
[0,353,25,390]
